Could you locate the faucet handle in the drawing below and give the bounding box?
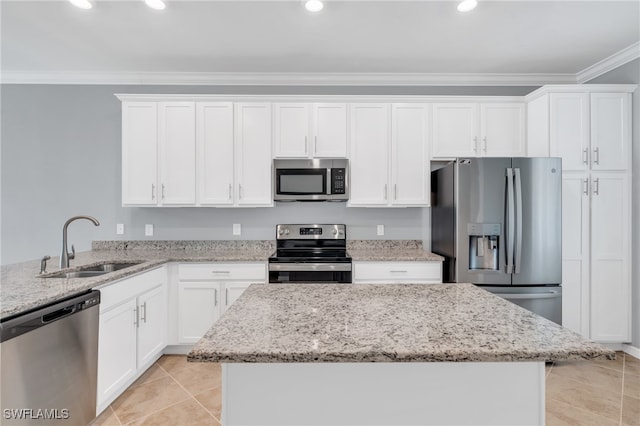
[69,245,75,260]
[40,255,51,274]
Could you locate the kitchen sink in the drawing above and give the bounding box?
[43,262,142,278]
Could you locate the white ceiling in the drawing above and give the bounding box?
[1,0,639,85]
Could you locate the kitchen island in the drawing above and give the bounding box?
[188,283,613,426]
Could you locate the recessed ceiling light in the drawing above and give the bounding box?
[457,0,478,12]
[305,0,324,13]
[68,0,94,9]
[145,0,167,10]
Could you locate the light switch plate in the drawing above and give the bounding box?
[377,225,385,236]
[116,224,125,235]
[145,224,154,236]
[233,223,241,236]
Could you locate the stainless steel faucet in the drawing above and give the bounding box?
[60,215,100,268]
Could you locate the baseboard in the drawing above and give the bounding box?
[602,343,624,351]
[623,344,640,360]
[163,345,192,355]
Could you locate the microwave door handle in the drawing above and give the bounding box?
[326,168,331,195]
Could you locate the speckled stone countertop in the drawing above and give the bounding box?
[188,283,614,363]
[347,240,444,262]
[0,241,274,320]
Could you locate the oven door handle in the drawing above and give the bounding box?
[269,263,352,272]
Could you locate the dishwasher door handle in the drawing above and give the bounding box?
[42,306,76,324]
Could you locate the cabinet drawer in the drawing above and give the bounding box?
[178,263,266,281]
[353,261,442,283]
[100,267,166,312]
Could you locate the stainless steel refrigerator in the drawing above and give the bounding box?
[431,157,562,324]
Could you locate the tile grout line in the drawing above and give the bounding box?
[109,406,124,426]
[157,362,221,423]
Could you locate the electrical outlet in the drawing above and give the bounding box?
[145,224,154,236]
[233,223,241,236]
[377,225,385,236]
[116,224,125,235]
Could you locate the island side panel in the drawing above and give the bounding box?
[222,362,545,426]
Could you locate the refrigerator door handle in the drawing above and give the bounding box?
[492,291,561,300]
[514,168,523,274]
[505,168,515,274]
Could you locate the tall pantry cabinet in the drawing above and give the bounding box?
[526,85,634,343]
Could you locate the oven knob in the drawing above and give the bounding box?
[332,229,338,235]
[284,229,290,235]
[278,229,284,235]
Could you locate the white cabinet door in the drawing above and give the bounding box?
[122,102,158,205]
[589,172,631,342]
[312,103,348,158]
[274,103,310,158]
[178,282,220,344]
[590,93,631,172]
[97,299,138,408]
[137,285,166,367]
[560,174,590,336]
[197,102,235,205]
[391,104,429,206]
[480,103,525,157]
[526,95,550,157]
[158,102,196,205]
[550,93,590,172]
[349,103,390,206]
[223,282,252,313]
[431,103,478,158]
[236,103,273,206]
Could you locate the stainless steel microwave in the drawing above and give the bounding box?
[273,159,349,202]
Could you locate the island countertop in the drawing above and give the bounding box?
[188,283,614,363]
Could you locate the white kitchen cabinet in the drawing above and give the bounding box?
[122,102,158,205]
[235,103,273,206]
[273,103,348,158]
[158,102,196,205]
[122,102,196,206]
[349,103,390,206]
[177,263,265,344]
[349,103,429,207]
[549,93,591,171]
[97,267,167,413]
[197,102,235,205]
[590,93,631,171]
[353,261,442,284]
[431,102,524,158]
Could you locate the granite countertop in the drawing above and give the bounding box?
[188,283,614,363]
[0,240,443,320]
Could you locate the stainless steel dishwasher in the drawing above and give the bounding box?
[0,290,100,425]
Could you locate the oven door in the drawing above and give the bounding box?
[269,263,352,283]
[274,168,329,201]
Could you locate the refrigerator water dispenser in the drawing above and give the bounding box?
[468,223,500,271]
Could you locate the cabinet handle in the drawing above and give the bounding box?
[593,148,600,165]
[473,136,478,153]
[394,184,397,200]
[151,184,155,200]
[390,270,408,273]
[482,136,487,153]
[141,302,147,323]
[161,184,166,200]
[214,289,218,306]
[383,184,388,201]
[238,184,243,200]
[583,178,589,195]
[582,148,589,165]
[593,178,599,195]
[211,270,231,274]
[314,136,318,155]
[305,136,308,155]
[228,184,233,200]
[133,306,139,327]
[225,288,229,306]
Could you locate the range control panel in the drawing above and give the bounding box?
[276,224,346,240]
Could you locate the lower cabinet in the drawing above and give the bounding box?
[97,267,167,414]
[177,263,266,344]
[353,261,442,284]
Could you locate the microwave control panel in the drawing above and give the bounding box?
[331,168,346,194]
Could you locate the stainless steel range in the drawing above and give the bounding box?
[268,224,352,283]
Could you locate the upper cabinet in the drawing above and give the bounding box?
[431,102,525,158]
[122,102,196,206]
[273,103,348,158]
[349,103,430,207]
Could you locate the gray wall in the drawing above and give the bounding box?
[0,84,535,265]
[586,58,640,348]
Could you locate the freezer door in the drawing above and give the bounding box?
[481,285,562,325]
[511,157,562,285]
[455,158,511,285]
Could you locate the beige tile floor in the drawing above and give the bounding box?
[94,352,640,426]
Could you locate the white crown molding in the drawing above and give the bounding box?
[524,83,638,101]
[576,42,640,84]
[0,71,576,86]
